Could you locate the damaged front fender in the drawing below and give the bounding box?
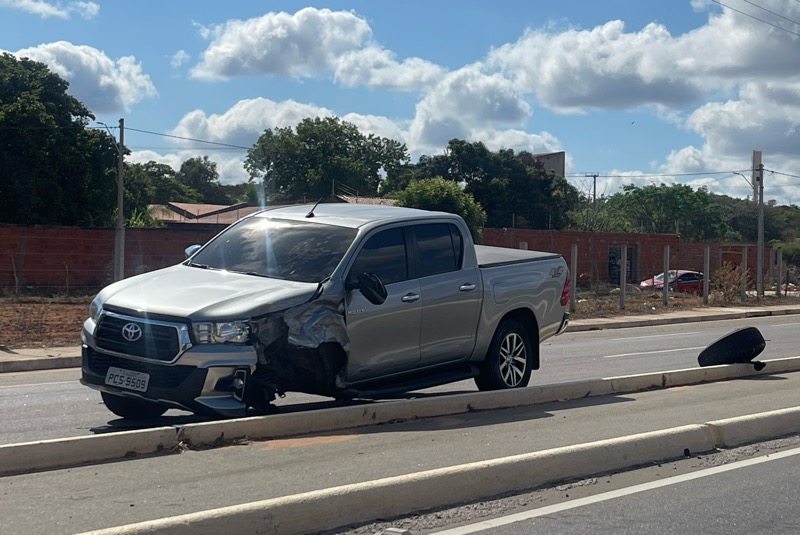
[248,280,351,411]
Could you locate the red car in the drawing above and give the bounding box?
[640,270,704,294]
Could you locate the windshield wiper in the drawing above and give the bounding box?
[186,261,212,269]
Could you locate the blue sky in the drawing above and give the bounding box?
[3,0,800,205]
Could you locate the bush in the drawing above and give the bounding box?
[711,261,747,305]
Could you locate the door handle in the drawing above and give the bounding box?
[459,283,477,292]
[401,293,420,303]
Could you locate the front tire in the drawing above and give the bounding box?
[475,318,533,391]
[101,391,168,419]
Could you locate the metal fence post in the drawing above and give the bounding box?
[619,244,627,310]
[662,244,670,306]
[570,244,577,312]
[703,246,710,305]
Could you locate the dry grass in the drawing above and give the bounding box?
[571,289,800,320]
[2,291,799,349]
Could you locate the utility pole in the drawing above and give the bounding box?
[756,161,764,297]
[113,118,125,282]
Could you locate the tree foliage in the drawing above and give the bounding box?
[245,117,409,202]
[176,156,229,204]
[0,53,118,226]
[396,177,487,242]
[401,140,580,230]
[603,184,733,241]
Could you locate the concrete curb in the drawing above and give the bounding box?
[567,307,800,332]
[79,409,800,535]
[0,355,81,373]
[0,427,179,476]
[4,357,800,478]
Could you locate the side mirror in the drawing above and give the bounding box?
[358,272,387,305]
[185,244,202,259]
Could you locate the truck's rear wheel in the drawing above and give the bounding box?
[101,391,168,419]
[475,318,532,391]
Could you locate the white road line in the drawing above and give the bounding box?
[604,346,705,358]
[772,323,800,328]
[0,380,76,389]
[610,332,700,341]
[430,447,800,535]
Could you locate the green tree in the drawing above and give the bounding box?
[245,117,409,202]
[567,194,631,232]
[0,53,118,226]
[606,184,732,241]
[411,140,580,230]
[396,177,487,242]
[176,156,228,204]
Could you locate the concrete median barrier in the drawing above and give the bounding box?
[78,411,800,535]
[0,427,179,477]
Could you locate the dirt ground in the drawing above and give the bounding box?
[0,292,797,350]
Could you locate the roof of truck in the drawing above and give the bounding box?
[250,203,457,228]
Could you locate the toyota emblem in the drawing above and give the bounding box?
[121,323,143,342]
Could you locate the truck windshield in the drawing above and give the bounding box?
[188,217,358,283]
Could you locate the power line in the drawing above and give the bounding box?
[710,0,800,37]
[124,127,249,150]
[739,0,800,27]
[566,170,749,179]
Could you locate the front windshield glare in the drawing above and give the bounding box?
[189,217,357,283]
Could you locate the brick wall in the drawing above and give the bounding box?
[0,225,222,291]
[481,228,769,285]
[0,224,772,291]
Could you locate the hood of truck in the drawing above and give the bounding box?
[99,264,320,320]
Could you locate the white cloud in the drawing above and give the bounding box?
[486,20,703,113]
[191,8,372,80]
[190,7,444,91]
[408,66,532,153]
[170,50,190,68]
[334,47,446,90]
[72,1,98,19]
[170,97,335,149]
[14,41,157,113]
[0,0,98,19]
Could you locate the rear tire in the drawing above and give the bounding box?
[475,318,533,391]
[101,391,168,419]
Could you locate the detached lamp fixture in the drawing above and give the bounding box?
[98,119,126,282]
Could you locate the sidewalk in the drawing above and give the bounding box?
[3,304,800,374]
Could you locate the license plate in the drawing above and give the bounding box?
[105,367,150,393]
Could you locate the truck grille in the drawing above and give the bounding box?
[95,313,185,362]
[86,348,198,389]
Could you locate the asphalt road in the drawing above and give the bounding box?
[2,372,799,535]
[470,450,800,535]
[1,315,798,445]
[347,437,800,535]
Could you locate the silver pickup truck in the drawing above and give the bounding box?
[81,204,570,419]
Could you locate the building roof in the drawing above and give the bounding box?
[149,196,398,226]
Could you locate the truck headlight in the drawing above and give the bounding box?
[89,295,104,322]
[193,321,250,344]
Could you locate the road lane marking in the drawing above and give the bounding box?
[610,332,701,341]
[604,346,705,358]
[431,446,800,535]
[0,380,76,389]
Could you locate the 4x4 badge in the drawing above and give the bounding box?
[122,323,142,342]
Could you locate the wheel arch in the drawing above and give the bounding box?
[491,307,540,370]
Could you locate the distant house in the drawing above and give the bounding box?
[148,195,397,227]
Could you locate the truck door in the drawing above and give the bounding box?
[414,223,482,365]
[345,226,422,381]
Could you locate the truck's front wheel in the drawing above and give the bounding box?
[101,391,168,419]
[475,319,532,391]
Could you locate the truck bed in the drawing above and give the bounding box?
[474,245,562,268]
